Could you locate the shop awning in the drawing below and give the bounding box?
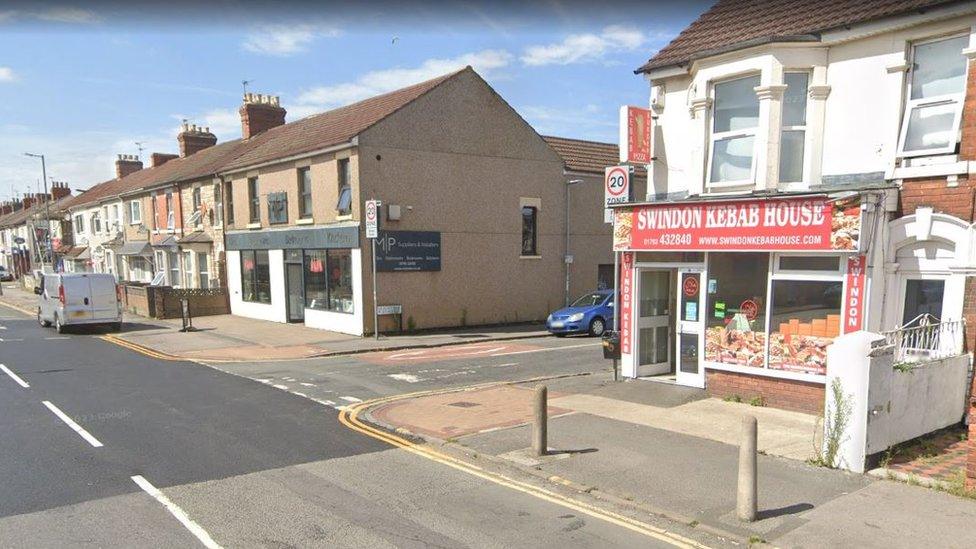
[118,241,152,256]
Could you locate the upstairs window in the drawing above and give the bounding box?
[336,159,352,215]
[225,182,235,225]
[709,75,761,187]
[165,192,175,229]
[267,192,288,224]
[298,167,313,219]
[129,200,141,225]
[191,187,202,227]
[73,214,84,234]
[898,34,969,157]
[779,72,809,184]
[521,206,538,256]
[91,212,102,234]
[248,177,260,223]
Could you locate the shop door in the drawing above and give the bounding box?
[676,269,705,388]
[285,263,305,322]
[636,269,673,376]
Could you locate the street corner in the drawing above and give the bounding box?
[367,384,574,441]
[358,341,548,366]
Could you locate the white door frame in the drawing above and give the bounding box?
[635,268,673,376]
[675,267,706,388]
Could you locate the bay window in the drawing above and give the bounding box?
[709,75,761,187]
[779,72,809,184]
[898,34,968,157]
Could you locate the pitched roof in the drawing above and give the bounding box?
[220,68,466,172]
[0,195,75,229]
[637,0,962,73]
[542,136,647,177]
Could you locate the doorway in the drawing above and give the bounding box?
[676,269,705,388]
[285,263,305,322]
[635,269,674,376]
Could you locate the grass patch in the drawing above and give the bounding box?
[723,394,742,403]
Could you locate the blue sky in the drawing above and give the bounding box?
[0,1,711,200]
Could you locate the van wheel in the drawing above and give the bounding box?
[55,315,65,334]
[589,317,606,337]
[111,323,122,332]
[38,308,51,327]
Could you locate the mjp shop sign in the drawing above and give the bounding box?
[613,196,861,252]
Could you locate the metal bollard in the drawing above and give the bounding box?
[532,385,548,457]
[737,415,758,522]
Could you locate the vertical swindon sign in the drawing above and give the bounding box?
[619,106,652,164]
[844,255,867,333]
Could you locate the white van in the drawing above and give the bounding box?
[36,273,123,333]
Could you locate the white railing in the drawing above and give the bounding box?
[883,315,966,364]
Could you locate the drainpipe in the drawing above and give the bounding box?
[564,178,582,306]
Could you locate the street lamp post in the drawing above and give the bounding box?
[24,153,51,270]
[564,178,582,306]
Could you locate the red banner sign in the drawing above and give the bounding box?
[844,255,867,334]
[621,106,651,164]
[613,196,860,252]
[619,252,634,355]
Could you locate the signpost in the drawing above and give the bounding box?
[365,199,381,339]
[604,165,631,223]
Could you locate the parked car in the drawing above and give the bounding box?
[36,273,122,333]
[546,289,615,337]
[0,266,12,282]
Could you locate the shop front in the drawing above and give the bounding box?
[612,193,877,412]
[225,224,363,335]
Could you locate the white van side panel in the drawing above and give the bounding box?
[88,275,119,321]
[61,275,93,322]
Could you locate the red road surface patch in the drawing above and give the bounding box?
[360,342,544,365]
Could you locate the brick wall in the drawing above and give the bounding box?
[706,368,825,415]
[899,176,975,221]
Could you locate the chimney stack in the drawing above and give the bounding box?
[240,93,286,139]
[22,193,36,210]
[177,122,218,157]
[151,152,179,167]
[115,154,144,179]
[1,201,12,215]
[51,181,71,200]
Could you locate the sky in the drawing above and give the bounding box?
[0,0,712,201]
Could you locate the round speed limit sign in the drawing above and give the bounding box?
[605,166,629,198]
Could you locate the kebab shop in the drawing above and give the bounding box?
[611,194,873,412]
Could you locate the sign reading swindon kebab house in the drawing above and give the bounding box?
[376,230,441,272]
[612,196,861,252]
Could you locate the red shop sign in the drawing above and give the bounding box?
[619,252,634,355]
[620,106,652,164]
[844,255,867,333]
[740,299,759,321]
[613,196,861,252]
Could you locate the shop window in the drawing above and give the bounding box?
[777,255,840,272]
[898,34,968,157]
[248,177,260,223]
[298,167,313,219]
[303,248,354,313]
[768,280,842,375]
[240,249,271,303]
[705,252,768,367]
[709,75,760,187]
[521,206,538,256]
[902,279,945,326]
[779,72,808,184]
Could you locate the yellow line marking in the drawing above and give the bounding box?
[100,335,179,361]
[339,393,711,548]
[0,300,36,316]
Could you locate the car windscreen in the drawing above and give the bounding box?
[571,292,607,308]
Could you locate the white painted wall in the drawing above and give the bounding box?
[226,249,287,323]
[303,248,364,336]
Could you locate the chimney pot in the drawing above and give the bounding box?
[178,123,217,157]
[240,91,287,139]
[115,153,143,179]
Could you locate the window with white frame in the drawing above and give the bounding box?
[110,204,120,231]
[898,34,969,157]
[779,72,809,184]
[129,200,141,225]
[165,192,175,229]
[73,214,85,234]
[197,252,210,289]
[91,212,102,233]
[709,75,761,187]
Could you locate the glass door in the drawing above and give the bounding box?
[636,269,673,376]
[286,263,305,322]
[676,269,705,388]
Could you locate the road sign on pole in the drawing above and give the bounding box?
[365,199,380,239]
[604,166,630,224]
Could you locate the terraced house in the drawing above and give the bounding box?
[611,0,976,412]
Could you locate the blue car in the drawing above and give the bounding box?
[546,290,615,337]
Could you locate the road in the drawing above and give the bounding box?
[0,307,689,548]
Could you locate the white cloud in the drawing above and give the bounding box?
[0,67,16,82]
[242,24,339,56]
[170,109,241,140]
[521,25,646,66]
[292,49,512,117]
[35,7,100,24]
[519,104,617,142]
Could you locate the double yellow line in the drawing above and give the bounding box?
[339,386,711,548]
[100,334,179,361]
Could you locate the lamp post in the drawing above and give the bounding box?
[24,153,50,270]
[564,178,582,306]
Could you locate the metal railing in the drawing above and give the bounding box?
[883,315,966,364]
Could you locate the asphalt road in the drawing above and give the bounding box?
[0,308,678,548]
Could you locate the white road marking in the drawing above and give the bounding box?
[388,373,422,383]
[272,384,289,390]
[339,396,362,403]
[0,338,24,342]
[0,364,29,388]
[42,401,103,448]
[299,382,315,387]
[493,362,519,368]
[131,475,222,549]
[0,325,6,330]
[44,336,71,340]
[490,342,599,357]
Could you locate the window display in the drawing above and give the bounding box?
[241,250,270,303]
[768,280,842,375]
[705,252,768,367]
[304,248,354,314]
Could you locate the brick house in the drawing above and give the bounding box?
[0,183,73,276]
[612,0,976,412]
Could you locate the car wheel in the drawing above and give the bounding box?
[589,317,606,337]
[38,308,51,327]
[55,315,65,334]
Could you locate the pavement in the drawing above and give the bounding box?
[0,283,549,362]
[0,305,711,548]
